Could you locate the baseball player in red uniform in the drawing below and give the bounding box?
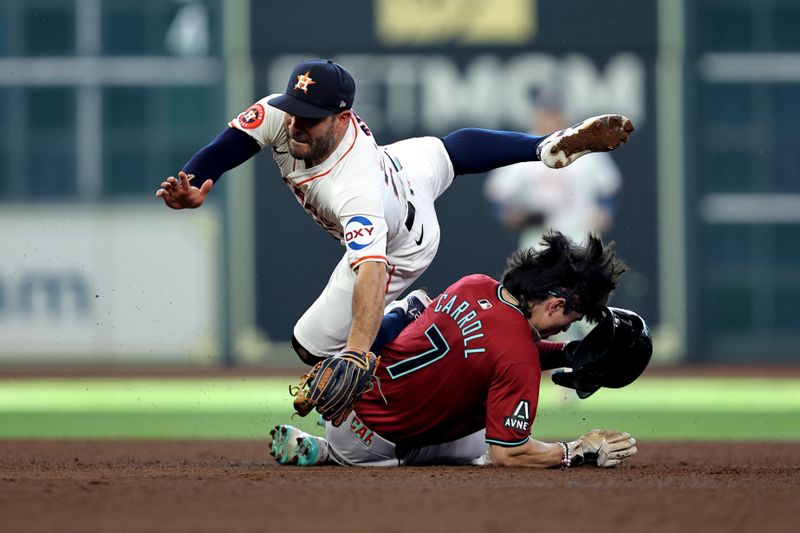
[270,232,641,468]
[157,59,635,425]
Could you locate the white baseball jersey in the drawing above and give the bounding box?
[484,152,621,246]
[229,96,456,356]
[229,94,407,271]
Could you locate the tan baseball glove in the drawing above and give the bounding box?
[290,350,380,427]
[568,429,638,467]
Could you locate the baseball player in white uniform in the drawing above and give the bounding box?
[157,59,634,391]
[224,92,448,359]
[485,98,623,251]
[485,152,622,249]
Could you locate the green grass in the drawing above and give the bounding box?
[1,377,798,440]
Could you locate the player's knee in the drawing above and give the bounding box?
[291,334,326,366]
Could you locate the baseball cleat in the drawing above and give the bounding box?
[385,288,433,321]
[536,114,634,169]
[268,424,304,465]
[295,435,327,466]
[268,424,328,466]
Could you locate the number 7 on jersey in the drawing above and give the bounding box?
[386,325,450,379]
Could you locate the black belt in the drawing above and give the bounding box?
[404,202,416,231]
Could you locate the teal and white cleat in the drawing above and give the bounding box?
[269,425,304,465]
[268,424,329,466]
[295,434,327,466]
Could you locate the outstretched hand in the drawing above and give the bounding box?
[569,429,637,467]
[156,171,213,209]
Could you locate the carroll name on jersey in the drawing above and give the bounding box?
[432,292,485,357]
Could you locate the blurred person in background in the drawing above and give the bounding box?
[484,95,623,342]
[485,94,623,252]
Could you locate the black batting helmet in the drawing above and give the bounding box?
[552,307,653,398]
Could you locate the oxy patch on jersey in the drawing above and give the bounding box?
[238,103,265,129]
[344,216,376,251]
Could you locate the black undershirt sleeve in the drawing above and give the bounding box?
[440,128,546,176]
[183,127,261,186]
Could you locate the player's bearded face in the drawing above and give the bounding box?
[285,114,339,165]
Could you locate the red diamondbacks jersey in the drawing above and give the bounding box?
[356,274,542,449]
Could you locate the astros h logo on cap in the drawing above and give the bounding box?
[268,59,356,119]
[293,71,316,94]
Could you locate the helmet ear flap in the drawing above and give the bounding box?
[551,307,653,398]
[601,307,653,388]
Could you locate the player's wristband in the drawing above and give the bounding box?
[340,349,367,357]
[558,441,571,468]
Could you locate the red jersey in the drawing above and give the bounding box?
[357,274,542,449]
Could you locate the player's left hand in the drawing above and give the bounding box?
[156,171,213,209]
[569,429,637,467]
[290,350,380,427]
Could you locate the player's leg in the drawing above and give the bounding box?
[292,254,358,360]
[400,430,489,466]
[384,136,455,201]
[439,114,634,175]
[384,288,433,321]
[291,334,325,366]
[268,424,331,466]
[293,253,433,360]
[324,411,401,467]
[372,288,433,352]
[536,114,634,168]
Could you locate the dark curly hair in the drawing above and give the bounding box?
[501,231,626,323]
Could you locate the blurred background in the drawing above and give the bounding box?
[1,0,799,373]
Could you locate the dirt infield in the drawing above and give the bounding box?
[1,440,797,533]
